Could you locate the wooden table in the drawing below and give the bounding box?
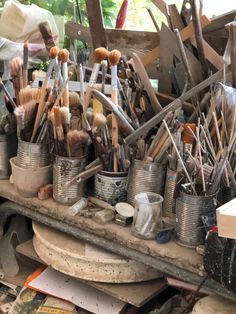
[0,179,234,300]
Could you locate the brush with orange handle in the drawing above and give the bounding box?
[84,47,108,110]
[108,49,121,172]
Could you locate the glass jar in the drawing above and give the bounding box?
[131,192,163,239]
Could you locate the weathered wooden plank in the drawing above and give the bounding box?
[65,21,160,51]
[85,0,107,48]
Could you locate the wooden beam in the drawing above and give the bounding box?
[85,0,107,48]
[65,22,160,51]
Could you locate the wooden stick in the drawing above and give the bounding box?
[147,8,160,32]
[163,119,197,195]
[196,125,206,193]
[124,66,229,146]
[190,0,208,79]
[132,53,162,113]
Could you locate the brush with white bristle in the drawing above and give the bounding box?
[92,113,107,134]
[61,106,71,132]
[108,49,121,172]
[84,47,108,110]
[10,57,23,106]
[58,49,70,107]
[14,99,37,140]
[30,46,59,142]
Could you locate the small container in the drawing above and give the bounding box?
[0,134,17,179]
[95,171,127,205]
[131,192,163,240]
[10,157,52,198]
[17,140,49,169]
[53,155,87,205]
[68,198,88,216]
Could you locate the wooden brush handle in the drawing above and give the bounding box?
[132,53,162,114]
[111,89,119,172]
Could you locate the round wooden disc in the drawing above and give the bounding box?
[192,296,236,314]
[33,222,162,283]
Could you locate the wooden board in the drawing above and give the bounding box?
[16,240,44,264]
[17,239,167,307]
[0,180,204,277]
[65,21,160,51]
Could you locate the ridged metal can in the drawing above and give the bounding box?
[163,168,178,218]
[95,171,128,206]
[17,140,49,169]
[127,159,165,206]
[175,191,218,248]
[53,155,87,204]
[220,185,236,205]
[0,134,17,179]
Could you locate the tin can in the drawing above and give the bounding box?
[53,155,87,204]
[127,159,165,206]
[163,168,178,217]
[95,171,127,206]
[17,140,49,169]
[0,134,17,179]
[175,191,218,248]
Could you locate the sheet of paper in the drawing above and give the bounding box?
[28,267,125,314]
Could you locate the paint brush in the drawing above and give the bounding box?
[10,57,23,106]
[53,106,65,155]
[30,46,58,142]
[58,49,70,106]
[66,129,89,157]
[0,78,17,110]
[84,47,108,110]
[22,41,28,88]
[92,90,134,136]
[92,113,107,134]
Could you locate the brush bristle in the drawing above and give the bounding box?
[53,107,62,127]
[94,47,108,63]
[108,49,121,66]
[50,46,59,59]
[19,86,39,105]
[69,92,80,107]
[61,106,71,125]
[86,108,94,125]
[58,49,70,63]
[10,57,23,76]
[22,100,37,124]
[93,113,107,129]
[67,130,88,157]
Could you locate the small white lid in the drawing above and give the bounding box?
[115,202,135,218]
